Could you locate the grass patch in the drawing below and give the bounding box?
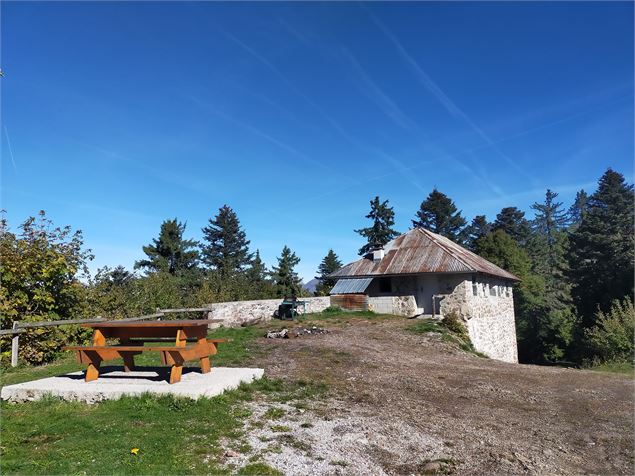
[330,459,348,467]
[408,318,487,358]
[263,407,286,419]
[0,392,246,475]
[238,463,283,475]
[586,361,634,375]
[0,376,326,475]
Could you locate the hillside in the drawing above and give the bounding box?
[239,315,634,475]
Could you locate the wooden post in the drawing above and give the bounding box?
[11,322,19,367]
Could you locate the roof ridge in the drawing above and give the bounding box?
[415,228,475,271]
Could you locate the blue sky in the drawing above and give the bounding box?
[1,1,633,281]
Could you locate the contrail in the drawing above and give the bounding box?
[363,6,535,183]
[187,95,328,170]
[342,48,418,132]
[3,126,17,172]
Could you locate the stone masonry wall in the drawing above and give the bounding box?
[368,295,418,317]
[203,297,331,328]
[440,279,518,363]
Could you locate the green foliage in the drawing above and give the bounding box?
[464,215,491,252]
[566,189,588,230]
[412,188,467,243]
[270,246,303,297]
[408,316,484,357]
[243,250,277,300]
[476,230,574,363]
[441,310,469,340]
[314,249,342,296]
[355,196,399,255]
[568,169,634,331]
[0,211,93,364]
[201,205,252,279]
[134,219,199,276]
[584,298,634,364]
[492,207,531,247]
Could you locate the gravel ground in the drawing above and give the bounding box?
[236,317,634,475]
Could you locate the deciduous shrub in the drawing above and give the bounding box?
[585,298,634,364]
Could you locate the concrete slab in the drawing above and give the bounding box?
[1,366,264,403]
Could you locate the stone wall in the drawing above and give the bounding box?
[203,297,331,328]
[439,278,518,363]
[368,295,418,317]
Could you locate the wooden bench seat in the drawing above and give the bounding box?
[64,339,226,384]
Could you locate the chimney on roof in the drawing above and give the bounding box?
[371,244,384,262]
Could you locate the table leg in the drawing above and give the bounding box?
[120,338,135,372]
[84,351,102,382]
[200,356,211,374]
[168,329,187,384]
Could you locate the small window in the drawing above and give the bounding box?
[472,276,478,296]
[379,277,392,293]
[490,285,497,297]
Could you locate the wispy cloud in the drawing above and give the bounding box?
[3,126,17,172]
[363,5,536,184]
[187,95,327,170]
[342,48,418,131]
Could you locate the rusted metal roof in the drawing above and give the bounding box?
[331,228,520,281]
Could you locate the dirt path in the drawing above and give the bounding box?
[244,317,633,475]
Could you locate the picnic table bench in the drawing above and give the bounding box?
[64,320,224,384]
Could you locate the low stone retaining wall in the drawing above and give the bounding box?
[204,297,331,328]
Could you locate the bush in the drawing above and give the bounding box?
[0,212,93,365]
[585,298,634,364]
[441,310,469,341]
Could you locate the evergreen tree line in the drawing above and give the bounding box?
[353,168,634,366]
[90,205,316,318]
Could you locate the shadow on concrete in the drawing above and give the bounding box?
[57,366,203,382]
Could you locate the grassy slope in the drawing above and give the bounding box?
[0,326,292,475]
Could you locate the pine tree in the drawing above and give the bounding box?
[135,219,199,276]
[566,189,589,230]
[315,249,343,296]
[492,207,531,246]
[270,246,303,297]
[355,196,399,255]
[246,250,268,283]
[464,215,491,252]
[201,205,252,278]
[412,188,467,243]
[244,250,275,299]
[568,168,634,329]
[530,190,569,278]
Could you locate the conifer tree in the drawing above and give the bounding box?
[201,205,252,278]
[244,250,275,299]
[464,215,491,252]
[355,196,399,255]
[530,189,569,279]
[245,250,268,283]
[270,246,303,297]
[566,189,589,229]
[412,188,467,243]
[568,169,634,329]
[315,249,343,296]
[135,219,199,276]
[492,207,531,246]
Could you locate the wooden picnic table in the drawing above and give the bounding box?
[64,320,224,384]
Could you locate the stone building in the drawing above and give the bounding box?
[329,228,519,362]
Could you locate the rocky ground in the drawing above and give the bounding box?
[234,316,634,475]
